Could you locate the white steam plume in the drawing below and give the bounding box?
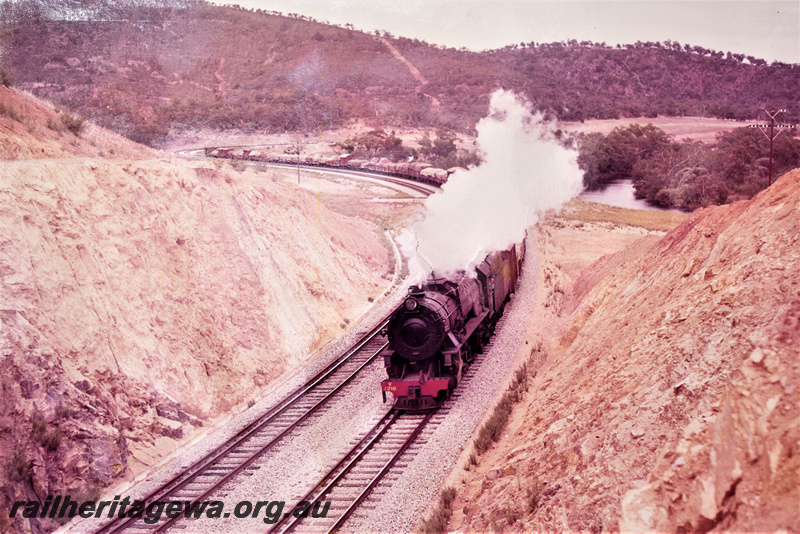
[406,89,584,276]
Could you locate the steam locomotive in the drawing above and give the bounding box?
[381,243,524,410]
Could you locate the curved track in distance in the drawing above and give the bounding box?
[174,148,439,198]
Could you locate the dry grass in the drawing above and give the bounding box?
[418,486,458,534]
[525,476,542,513]
[0,101,22,122]
[558,198,688,232]
[30,408,63,452]
[464,450,479,470]
[473,362,530,455]
[7,450,30,482]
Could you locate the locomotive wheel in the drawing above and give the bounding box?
[468,334,482,360]
[482,322,495,344]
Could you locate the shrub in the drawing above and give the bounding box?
[31,413,47,443]
[0,64,11,87]
[55,404,73,419]
[229,159,248,172]
[47,116,65,132]
[473,363,529,454]
[31,409,63,451]
[464,450,478,470]
[7,451,30,481]
[42,428,62,452]
[0,102,22,121]
[525,477,542,513]
[418,486,457,533]
[59,112,85,135]
[490,505,522,530]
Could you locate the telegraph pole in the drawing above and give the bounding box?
[751,108,796,186]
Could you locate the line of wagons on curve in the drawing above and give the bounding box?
[204,147,465,187]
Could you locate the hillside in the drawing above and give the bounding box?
[393,37,800,125]
[1,0,798,146]
[0,85,391,533]
[445,171,799,531]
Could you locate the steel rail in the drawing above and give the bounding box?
[94,319,389,533]
[269,409,435,534]
[150,341,388,533]
[266,410,400,534]
[326,409,435,533]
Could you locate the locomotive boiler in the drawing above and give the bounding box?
[381,243,524,409]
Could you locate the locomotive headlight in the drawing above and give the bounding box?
[404,297,418,311]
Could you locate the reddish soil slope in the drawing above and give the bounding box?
[453,170,799,531]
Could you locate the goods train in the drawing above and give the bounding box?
[203,147,464,187]
[380,243,524,410]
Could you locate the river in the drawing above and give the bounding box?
[578,179,681,212]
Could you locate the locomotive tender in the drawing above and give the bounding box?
[381,243,524,409]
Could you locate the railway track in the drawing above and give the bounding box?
[92,151,518,533]
[174,148,438,197]
[93,320,389,533]
[266,313,510,534]
[253,161,436,197]
[91,311,509,533]
[268,409,435,533]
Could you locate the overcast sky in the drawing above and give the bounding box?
[211,0,799,64]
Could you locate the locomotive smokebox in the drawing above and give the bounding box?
[387,296,447,362]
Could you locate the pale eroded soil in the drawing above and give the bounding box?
[0,86,422,533]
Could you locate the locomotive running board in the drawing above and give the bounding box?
[464,310,490,338]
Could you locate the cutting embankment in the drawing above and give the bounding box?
[447,171,799,532]
[0,86,390,531]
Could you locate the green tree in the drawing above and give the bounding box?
[431,128,457,159]
[632,139,719,209]
[347,129,410,160]
[578,124,672,189]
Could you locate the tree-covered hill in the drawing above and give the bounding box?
[1,0,797,145]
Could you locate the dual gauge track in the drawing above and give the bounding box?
[94,321,433,533]
[93,309,505,533]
